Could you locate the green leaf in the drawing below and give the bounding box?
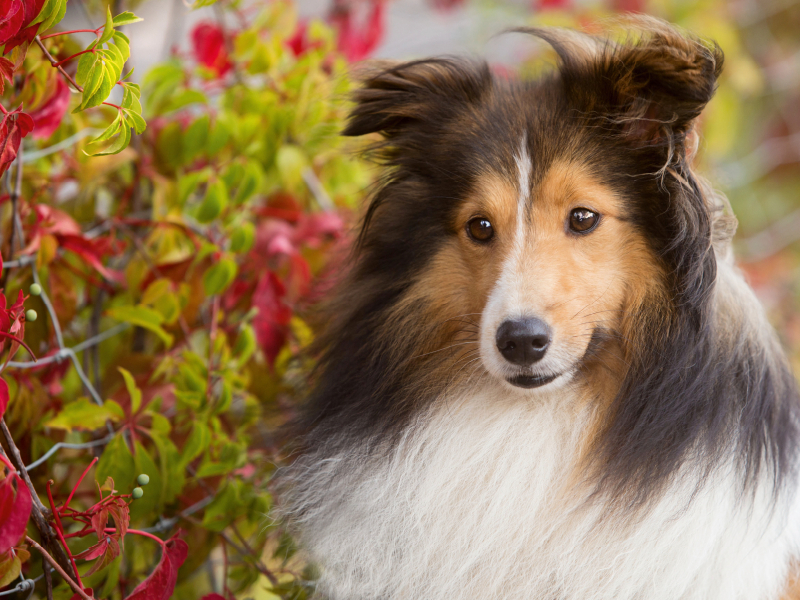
[150,432,184,505]
[33,0,67,32]
[205,120,229,155]
[196,179,228,223]
[85,120,131,157]
[78,60,104,106]
[122,85,142,113]
[130,442,162,519]
[88,114,123,145]
[233,325,257,364]
[182,115,210,164]
[96,435,135,492]
[45,398,120,431]
[78,61,115,111]
[229,222,255,254]
[181,422,211,467]
[112,32,131,62]
[164,89,207,114]
[178,169,209,205]
[107,305,174,347]
[98,7,115,46]
[112,11,143,26]
[123,109,146,135]
[118,367,142,414]
[105,43,125,83]
[233,161,263,205]
[203,258,238,296]
[75,43,99,87]
[201,483,240,532]
[30,0,57,27]
[276,144,307,186]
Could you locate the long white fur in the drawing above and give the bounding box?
[290,368,800,599]
[283,150,800,599]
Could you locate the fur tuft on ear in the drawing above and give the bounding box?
[517,17,723,161]
[343,59,492,140]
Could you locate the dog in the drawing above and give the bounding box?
[279,16,800,600]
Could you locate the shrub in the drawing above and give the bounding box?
[0,1,372,598]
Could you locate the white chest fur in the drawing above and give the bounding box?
[288,386,800,600]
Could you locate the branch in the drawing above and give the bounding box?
[34,37,85,93]
[0,420,76,579]
[26,537,92,600]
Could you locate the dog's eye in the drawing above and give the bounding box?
[467,217,494,242]
[569,208,600,233]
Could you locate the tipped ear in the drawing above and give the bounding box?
[343,58,491,139]
[522,17,723,152]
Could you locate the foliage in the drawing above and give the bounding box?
[0,0,373,598]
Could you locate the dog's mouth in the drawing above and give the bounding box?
[506,372,561,389]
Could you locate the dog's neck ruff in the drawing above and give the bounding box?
[287,378,800,600]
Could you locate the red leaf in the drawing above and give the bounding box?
[0,378,8,422]
[0,57,13,95]
[91,508,109,541]
[200,595,226,600]
[286,20,322,57]
[73,539,110,562]
[107,497,129,540]
[79,535,120,577]
[30,77,70,139]
[0,475,31,553]
[293,211,344,248]
[0,109,34,178]
[330,0,386,62]
[0,476,13,528]
[190,22,231,78]
[58,235,125,283]
[124,534,188,600]
[1,0,45,55]
[68,588,93,600]
[0,0,24,47]
[252,272,292,367]
[33,205,82,237]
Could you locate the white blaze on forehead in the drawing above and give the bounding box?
[514,134,532,244]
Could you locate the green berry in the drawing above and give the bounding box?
[25,309,37,322]
[29,283,42,296]
[132,487,144,499]
[137,474,150,486]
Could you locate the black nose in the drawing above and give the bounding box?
[495,318,551,366]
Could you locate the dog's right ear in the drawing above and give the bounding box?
[343,59,491,139]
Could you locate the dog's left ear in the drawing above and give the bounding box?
[522,18,723,154]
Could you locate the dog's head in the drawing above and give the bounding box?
[336,17,722,395]
[303,18,740,494]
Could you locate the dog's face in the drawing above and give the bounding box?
[403,127,657,393]
[454,156,653,393]
[337,20,726,402]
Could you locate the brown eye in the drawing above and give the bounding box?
[569,208,600,233]
[467,217,494,242]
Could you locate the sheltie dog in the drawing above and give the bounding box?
[280,16,800,600]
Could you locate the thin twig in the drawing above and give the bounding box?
[42,555,53,600]
[26,537,91,600]
[34,37,85,93]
